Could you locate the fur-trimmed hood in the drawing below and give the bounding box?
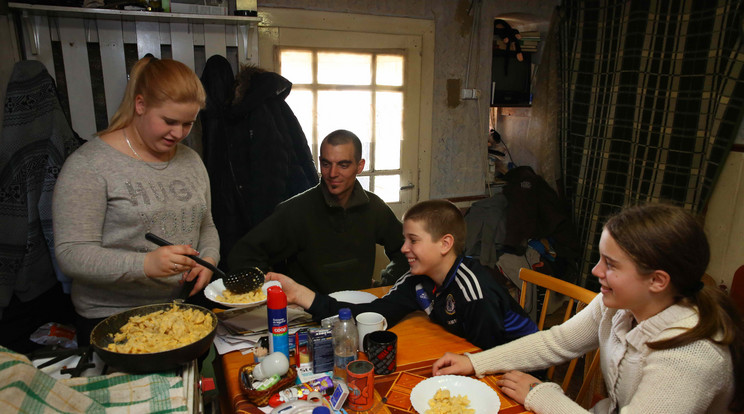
[232,64,293,115]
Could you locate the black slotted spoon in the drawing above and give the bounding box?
[145,233,264,294]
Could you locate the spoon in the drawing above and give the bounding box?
[145,233,264,294]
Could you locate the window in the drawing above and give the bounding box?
[280,48,405,203]
[257,12,433,217]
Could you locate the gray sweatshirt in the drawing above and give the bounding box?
[53,137,220,318]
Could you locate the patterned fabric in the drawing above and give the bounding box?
[558,0,744,287]
[0,60,83,318]
[0,346,187,413]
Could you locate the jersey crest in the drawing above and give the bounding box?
[445,293,456,315]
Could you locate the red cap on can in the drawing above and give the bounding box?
[267,286,287,309]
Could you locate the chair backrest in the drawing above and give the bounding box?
[732,265,744,315]
[518,267,600,406]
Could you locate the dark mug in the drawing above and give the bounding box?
[363,330,397,375]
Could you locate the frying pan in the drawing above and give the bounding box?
[91,303,217,373]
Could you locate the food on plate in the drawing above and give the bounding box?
[217,287,266,304]
[425,388,475,414]
[106,304,213,353]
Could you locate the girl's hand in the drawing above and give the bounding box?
[497,370,542,404]
[432,352,475,376]
[265,272,315,309]
[144,245,198,278]
[181,257,215,296]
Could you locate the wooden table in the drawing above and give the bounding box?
[218,287,532,414]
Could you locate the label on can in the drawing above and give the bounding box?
[268,306,289,358]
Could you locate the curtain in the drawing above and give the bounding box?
[558,0,744,288]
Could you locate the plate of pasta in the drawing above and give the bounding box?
[410,375,500,414]
[204,279,270,308]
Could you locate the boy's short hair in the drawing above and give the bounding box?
[403,199,466,254]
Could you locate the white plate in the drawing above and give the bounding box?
[328,290,379,304]
[410,375,501,414]
[204,279,270,308]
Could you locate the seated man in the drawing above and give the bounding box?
[228,129,408,293]
[267,199,537,350]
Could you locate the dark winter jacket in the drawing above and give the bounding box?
[200,57,318,263]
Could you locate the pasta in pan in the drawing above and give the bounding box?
[106,304,214,354]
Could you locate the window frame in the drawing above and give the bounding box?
[279,46,406,200]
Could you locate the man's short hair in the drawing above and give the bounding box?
[403,199,466,254]
[321,129,363,162]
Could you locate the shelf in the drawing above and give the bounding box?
[8,2,260,25]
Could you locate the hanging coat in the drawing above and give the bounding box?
[0,60,83,318]
[200,58,318,263]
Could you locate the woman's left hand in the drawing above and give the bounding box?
[181,257,215,297]
[496,370,542,405]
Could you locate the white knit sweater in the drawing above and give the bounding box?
[467,294,734,413]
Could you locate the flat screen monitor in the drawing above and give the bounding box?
[491,50,531,106]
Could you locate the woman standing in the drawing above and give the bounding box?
[433,204,743,413]
[53,57,220,345]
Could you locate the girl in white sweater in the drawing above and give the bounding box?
[432,204,744,413]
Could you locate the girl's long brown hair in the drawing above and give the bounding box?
[605,204,744,411]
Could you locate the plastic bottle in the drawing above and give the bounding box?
[332,308,358,381]
[267,286,289,359]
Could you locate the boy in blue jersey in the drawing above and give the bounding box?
[266,199,537,350]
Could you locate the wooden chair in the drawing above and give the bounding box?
[518,267,601,406]
[732,265,744,315]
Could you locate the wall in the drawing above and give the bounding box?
[258,0,559,198]
[705,149,744,290]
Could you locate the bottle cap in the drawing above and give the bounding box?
[312,407,331,414]
[199,376,215,392]
[338,308,352,320]
[267,286,287,308]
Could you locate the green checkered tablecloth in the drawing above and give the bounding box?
[0,346,188,413]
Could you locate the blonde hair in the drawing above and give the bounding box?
[99,57,206,135]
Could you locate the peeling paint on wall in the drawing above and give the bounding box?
[446,78,461,108]
[454,0,474,37]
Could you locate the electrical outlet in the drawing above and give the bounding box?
[460,88,481,100]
